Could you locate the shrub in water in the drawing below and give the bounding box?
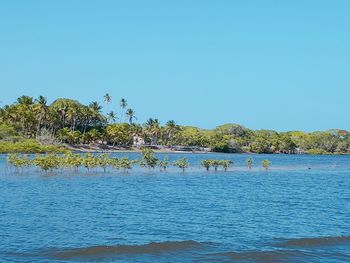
[246,158,253,170]
[262,159,271,171]
[120,157,137,173]
[201,159,213,171]
[158,156,169,171]
[219,160,233,171]
[33,154,60,172]
[98,153,112,173]
[173,157,189,172]
[140,148,158,169]
[7,153,31,172]
[82,153,100,172]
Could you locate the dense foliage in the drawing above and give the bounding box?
[0,140,66,154]
[1,95,349,154]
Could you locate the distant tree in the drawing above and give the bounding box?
[119,98,128,109]
[103,93,112,104]
[107,111,117,124]
[163,120,181,145]
[125,108,137,125]
[144,118,161,145]
[106,123,133,146]
[119,98,128,122]
[34,95,48,135]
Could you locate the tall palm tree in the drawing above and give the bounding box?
[34,95,48,135]
[66,105,80,131]
[53,100,68,128]
[88,101,103,128]
[103,93,112,104]
[81,106,91,135]
[89,101,102,113]
[15,96,35,135]
[163,120,180,144]
[125,108,137,124]
[119,98,127,109]
[107,111,117,123]
[144,118,161,145]
[119,98,127,123]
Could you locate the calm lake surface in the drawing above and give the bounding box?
[1,153,350,262]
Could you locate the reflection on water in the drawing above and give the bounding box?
[1,153,350,262]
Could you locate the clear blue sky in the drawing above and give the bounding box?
[0,0,349,131]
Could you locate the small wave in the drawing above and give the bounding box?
[46,240,207,260]
[275,236,350,248]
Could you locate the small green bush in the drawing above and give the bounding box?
[173,157,189,172]
[201,159,233,171]
[33,154,60,172]
[158,156,169,171]
[262,159,271,171]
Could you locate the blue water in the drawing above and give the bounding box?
[1,153,350,262]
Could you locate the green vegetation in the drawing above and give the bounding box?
[140,148,158,169]
[220,160,233,172]
[63,152,83,171]
[1,95,349,155]
[262,159,271,171]
[0,140,66,154]
[201,160,212,171]
[82,153,100,172]
[99,153,112,173]
[201,159,233,171]
[33,154,60,172]
[7,153,31,172]
[173,157,189,172]
[158,156,169,171]
[5,149,271,174]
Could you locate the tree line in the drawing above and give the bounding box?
[0,94,349,154]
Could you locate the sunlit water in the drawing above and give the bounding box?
[1,153,350,262]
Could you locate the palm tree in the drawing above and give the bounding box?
[144,118,161,145]
[36,95,47,106]
[119,98,127,122]
[103,93,112,104]
[125,108,137,124]
[89,101,103,128]
[119,98,127,109]
[16,96,35,135]
[89,101,102,113]
[66,105,80,131]
[81,106,91,135]
[107,111,117,123]
[163,120,180,145]
[53,100,68,128]
[34,95,48,135]
[17,95,34,106]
